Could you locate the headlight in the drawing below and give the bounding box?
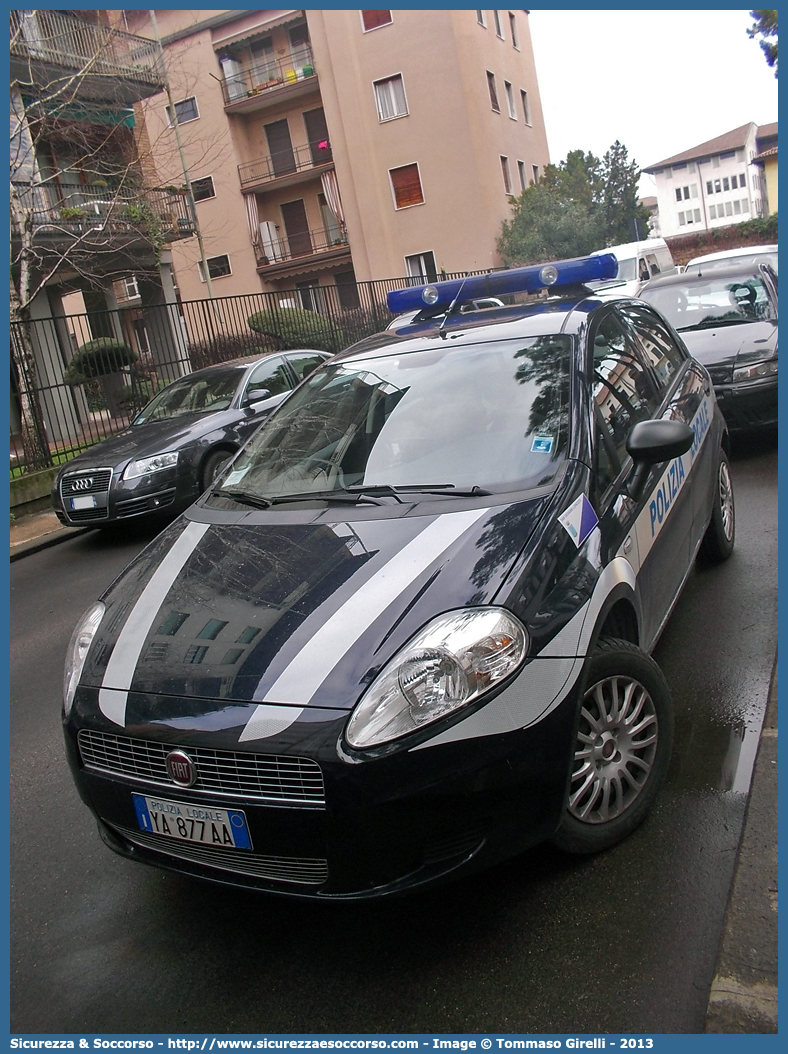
[345,608,528,749]
[733,359,778,382]
[63,602,105,715]
[123,450,179,479]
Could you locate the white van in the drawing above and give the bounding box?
[588,238,677,296]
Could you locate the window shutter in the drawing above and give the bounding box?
[390,164,424,208]
[362,11,392,31]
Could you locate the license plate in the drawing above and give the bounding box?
[132,794,252,850]
[70,495,97,510]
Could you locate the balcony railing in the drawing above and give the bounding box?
[254,224,349,268]
[238,141,333,189]
[220,49,316,106]
[11,182,194,243]
[10,10,163,90]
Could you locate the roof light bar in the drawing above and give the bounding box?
[386,254,619,315]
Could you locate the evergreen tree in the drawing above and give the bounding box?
[748,10,778,76]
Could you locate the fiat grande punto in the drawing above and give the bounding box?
[63,255,735,899]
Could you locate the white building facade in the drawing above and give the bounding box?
[642,123,769,238]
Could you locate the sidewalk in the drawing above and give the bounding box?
[10,507,92,561]
[10,506,778,1031]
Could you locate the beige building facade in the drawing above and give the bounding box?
[122,9,550,305]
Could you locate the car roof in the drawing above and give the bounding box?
[686,244,777,266]
[187,348,326,379]
[641,261,773,290]
[339,293,624,363]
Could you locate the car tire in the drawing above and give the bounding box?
[551,638,674,855]
[698,450,735,564]
[200,449,234,491]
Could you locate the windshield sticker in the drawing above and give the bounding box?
[531,434,554,454]
[558,494,600,548]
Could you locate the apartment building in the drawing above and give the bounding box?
[121,9,550,306]
[641,122,774,238]
[10,8,198,448]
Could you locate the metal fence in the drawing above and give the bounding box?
[10,269,491,478]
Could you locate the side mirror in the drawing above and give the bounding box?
[625,419,694,501]
[242,387,272,407]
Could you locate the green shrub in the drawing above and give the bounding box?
[64,337,138,385]
[247,307,344,352]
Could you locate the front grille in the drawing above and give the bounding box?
[78,730,325,806]
[113,823,328,886]
[60,468,112,522]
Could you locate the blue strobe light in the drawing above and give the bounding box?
[386,253,619,315]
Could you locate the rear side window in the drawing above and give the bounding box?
[617,304,686,396]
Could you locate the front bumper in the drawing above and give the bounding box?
[53,465,193,526]
[64,683,581,899]
[713,376,778,433]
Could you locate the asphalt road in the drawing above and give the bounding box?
[10,433,777,1036]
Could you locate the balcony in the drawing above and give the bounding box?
[220,49,318,112]
[254,224,350,276]
[10,10,164,104]
[238,142,334,193]
[11,182,195,246]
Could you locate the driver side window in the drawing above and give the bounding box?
[244,357,292,400]
[590,312,656,503]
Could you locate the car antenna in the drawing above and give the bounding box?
[438,276,470,340]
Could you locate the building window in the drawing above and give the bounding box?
[405,251,437,283]
[374,74,408,121]
[476,11,487,27]
[678,212,686,226]
[191,176,215,202]
[675,188,682,203]
[723,177,730,192]
[166,96,199,125]
[122,276,139,299]
[739,172,747,188]
[198,254,232,281]
[500,156,512,193]
[493,10,504,37]
[725,201,733,216]
[532,165,539,184]
[693,209,701,222]
[504,81,516,119]
[706,181,713,194]
[714,179,721,193]
[517,159,526,191]
[734,200,741,214]
[742,198,750,212]
[487,71,500,112]
[390,163,424,209]
[509,12,519,47]
[709,205,716,219]
[520,89,531,125]
[361,10,392,31]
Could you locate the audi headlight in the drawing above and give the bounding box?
[63,602,105,715]
[345,608,528,749]
[733,358,778,382]
[123,450,179,479]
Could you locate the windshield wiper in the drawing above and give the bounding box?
[347,483,492,499]
[213,488,272,509]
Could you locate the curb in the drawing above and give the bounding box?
[10,524,94,562]
[704,659,778,1033]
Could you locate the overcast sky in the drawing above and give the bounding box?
[527,8,778,198]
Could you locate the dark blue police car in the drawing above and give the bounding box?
[63,255,734,898]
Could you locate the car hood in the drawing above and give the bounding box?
[80,497,550,720]
[57,413,239,472]
[678,320,777,380]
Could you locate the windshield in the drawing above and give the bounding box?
[641,276,775,332]
[587,256,637,288]
[133,367,244,424]
[213,335,572,502]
